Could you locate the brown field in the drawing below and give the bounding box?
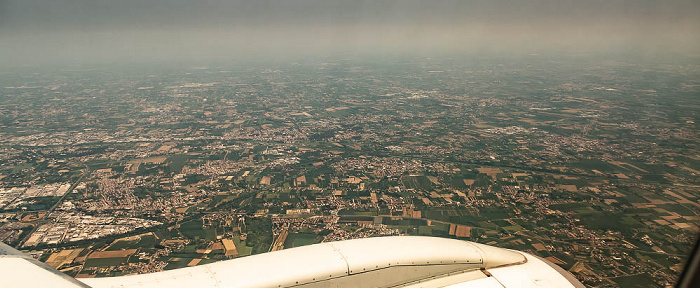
[45,249,83,269]
[344,177,361,184]
[449,224,472,238]
[452,190,468,200]
[222,239,239,257]
[187,258,202,266]
[545,256,566,265]
[89,249,137,259]
[679,165,700,174]
[211,242,224,250]
[569,262,587,273]
[609,161,649,173]
[411,210,421,218]
[324,106,350,112]
[463,179,475,186]
[532,243,546,251]
[517,118,553,125]
[477,167,502,180]
[403,207,422,218]
[642,195,673,205]
[260,176,271,185]
[561,108,584,114]
[557,184,578,192]
[296,175,306,185]
[654,219,671,225]
[456,226,471,238]
[553,175,579,180]
[269,231,287,252]
[664,190,697,206]
[614,173,629,179]
[156,145,172,152]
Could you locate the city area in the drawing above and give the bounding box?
[0,55,698,287]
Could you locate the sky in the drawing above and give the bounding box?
[1,0,699,66]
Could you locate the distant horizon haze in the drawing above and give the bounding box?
[1,0,699,66]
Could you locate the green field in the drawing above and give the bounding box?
[137,234,157,248]
[166,154,189,174]
[178,220,217,241]
[106,239,139,251]
[233,237,253,257]
[163,257,193,270]
[501,225,523,233]
[10,163,32,173]
[611,274,660,288]
[104,234,157,251]
[401,175,433,190]
[283,233,319,249]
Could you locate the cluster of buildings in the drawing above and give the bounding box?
[22,213,161,247]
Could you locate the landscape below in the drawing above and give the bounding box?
[0,55,698,287]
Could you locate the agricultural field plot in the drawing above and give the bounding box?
[232,237,253,257]
[163,257,195,270]
[44,248,83,269]
[611,274,658,288]
[283,233,319,249]
[177,220,218,241]
[166,154,190,174]
[84,249,137,268]
[400,175,434,191]
[106,233,158,251]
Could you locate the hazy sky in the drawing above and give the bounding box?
[1,0,699,66]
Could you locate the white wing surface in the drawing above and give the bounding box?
[2,236,583,288]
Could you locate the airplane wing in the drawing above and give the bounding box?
[0,241,91,288]
[2,236,583,288]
